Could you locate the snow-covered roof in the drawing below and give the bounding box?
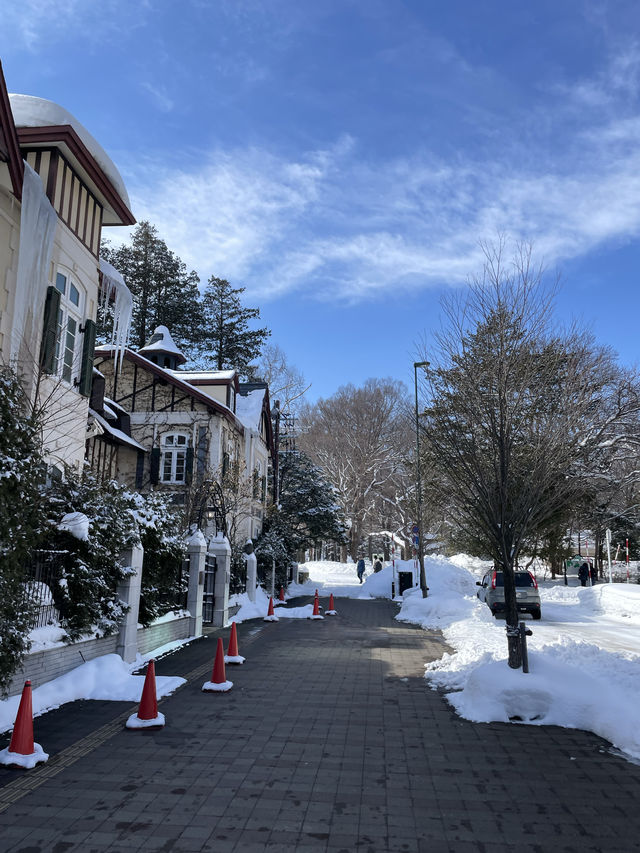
[235,389,267,432]
[94,346,245,433]
[138,326,186,362]
[89,409,147,452]
[173,369,237,382]
[9,94,132,212]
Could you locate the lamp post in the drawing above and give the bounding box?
[414,360,430,598]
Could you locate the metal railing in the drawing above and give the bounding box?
[23,550,68,630]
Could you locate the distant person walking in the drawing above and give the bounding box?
[356,558,366,583]
[578,561,590,587]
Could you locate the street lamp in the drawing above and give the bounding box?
[414,360,430,598]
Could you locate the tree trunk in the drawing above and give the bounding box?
[502,561,522,669]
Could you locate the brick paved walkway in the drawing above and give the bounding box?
[1,596,640,852]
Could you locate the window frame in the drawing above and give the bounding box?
[160,433,190,484]
[52,268,85,388]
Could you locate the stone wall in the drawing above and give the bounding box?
[7,634,119,697]
[7,615,192,698]
[136,616,192,656]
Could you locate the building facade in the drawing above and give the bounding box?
[0,63,134,474]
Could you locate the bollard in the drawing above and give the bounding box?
[519,621,533,673]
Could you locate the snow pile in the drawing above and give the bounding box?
[230,586,318,622]
[0,652,186,735]
[390,555,640,761]
[57,511,90,541]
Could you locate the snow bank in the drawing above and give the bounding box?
[0,652,186,735]
[230,586,318,622]
[387,555,640,761]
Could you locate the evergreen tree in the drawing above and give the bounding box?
[254,450,347,585]
[0,367,43,694]
[198,276,270,376]
[100,222,203,353]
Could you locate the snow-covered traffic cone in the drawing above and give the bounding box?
[0,681,48,769]
[326,593,337,616]
[309,593,324,620]
[264,596,279,622]
[279,586,285,601]
[126,660,165,729]
[224,622,245,665]
[202,638,233,692]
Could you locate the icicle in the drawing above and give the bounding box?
[11,162,57,362]
[98,257,133,373]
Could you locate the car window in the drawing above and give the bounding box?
[493,572,534,588]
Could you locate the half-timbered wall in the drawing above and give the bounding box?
[24,148,103,257]
[95,356,238,494]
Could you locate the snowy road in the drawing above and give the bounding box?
[534,589,640,657]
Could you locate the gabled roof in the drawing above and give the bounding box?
[95,346,245,434]
[0,62,23,197]
[10,94,134,226]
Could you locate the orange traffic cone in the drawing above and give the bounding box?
[279,586,286,602]
[224,621,245,664]
[264,596,279,622]
[126,660,165,729]
[326,593,337,615]
[202,638,233,692]
[309,593,324,620]
[0,681,48,768]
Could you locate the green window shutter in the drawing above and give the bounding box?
[135,450,145,489]
[150,447,160,485]
[78,318,96,397]
[40,285,61,374]
[185,447,194,484]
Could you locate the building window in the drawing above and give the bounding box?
[161,433,189,483]
[54,270,85,385]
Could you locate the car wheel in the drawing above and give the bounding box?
[532,610,541,620]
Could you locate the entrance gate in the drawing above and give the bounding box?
[202,553,217,624]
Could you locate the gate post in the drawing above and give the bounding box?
[208,534,231,627]
[244,539,257,603]
[186,529,207,638]
[116,541,144,664]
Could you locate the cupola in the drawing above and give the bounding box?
[138,325,187,370]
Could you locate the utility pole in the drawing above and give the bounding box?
[414,361,430,598]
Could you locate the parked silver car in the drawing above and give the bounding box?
[476,569,541,619]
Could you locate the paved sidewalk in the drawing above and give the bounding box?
[1,597,640,852]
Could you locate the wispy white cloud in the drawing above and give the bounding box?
[139,81,175,113]
[110,106,640,306]
[3,0,145,50]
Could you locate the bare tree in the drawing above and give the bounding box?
[299,378,412,559]
[419,239,640,667]
[255,343,310,414]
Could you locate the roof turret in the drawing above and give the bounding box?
[138,325,187,369]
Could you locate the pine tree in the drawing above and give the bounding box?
[100,222,203,353]
[198,276,270,376]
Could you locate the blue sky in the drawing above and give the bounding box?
[3,0,640,400]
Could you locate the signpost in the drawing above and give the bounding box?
[606,528,612,584]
